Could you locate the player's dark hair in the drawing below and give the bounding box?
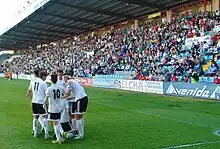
[33,69,40,77]
[39,71,47,79]
[51,74,58,84]
[64,71,73,77]
[57,69,63,74]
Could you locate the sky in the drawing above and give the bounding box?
[0,0,30,30]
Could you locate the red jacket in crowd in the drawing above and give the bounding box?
[136,74,142,80]
[214,77,220,84]
[171,75,178,82]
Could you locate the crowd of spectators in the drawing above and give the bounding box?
[2,10,220,83]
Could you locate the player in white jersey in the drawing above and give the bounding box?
[59,99,74,139]
[57,70,66,87]
[26,70,50,139]
[44,74,65,144]
[57,70,79,135]
[63,72,88,140]
[44,70,66,139]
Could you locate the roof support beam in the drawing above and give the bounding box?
[38,12,103,26]
[0,42,26,47]
[1,35,43,44]
[0,37,38,46]
[16,28,64,38]
[165,0,193,9]
[4,34,48,43]
[19,25,71,35]
[9,32,53,41]
[28,20,84,31]
[56,1,131,19]
[12,30,61,39]
[0,42,26,48]
[115,0,165,9]
[0,45,23,50]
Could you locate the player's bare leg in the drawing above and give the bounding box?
[49,121,56,139]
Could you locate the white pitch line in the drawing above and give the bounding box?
[90,101,211,128]
[213,129,220,136]
[158,140,220,149]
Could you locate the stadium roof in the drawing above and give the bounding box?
[0,0,194,50]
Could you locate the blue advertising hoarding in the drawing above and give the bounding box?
[164,82,220,100]
[92,78,121,89]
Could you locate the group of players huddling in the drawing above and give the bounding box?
[26,69,88,144]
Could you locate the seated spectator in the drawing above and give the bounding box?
[175,63,184,76]
[141,74,146,81]
[182,76,189,83]
[163,70,171,82]
[171,73,178,82]
[203,41,209,51]
[214,76,220,84]
[190,71,199,84]
[135,72,142,80]
[208,63,218,76]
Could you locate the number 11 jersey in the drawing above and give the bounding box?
[29,77,48,104]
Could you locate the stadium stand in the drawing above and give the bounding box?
[2,10,220,84]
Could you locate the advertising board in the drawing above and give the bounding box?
[164,82,220,99]
[93,78,121,89]
[120,80,163,94]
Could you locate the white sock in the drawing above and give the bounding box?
[82,118,84,134]
[82,118,84,127]
[71,119,77,131]
[38,116,44,130]
[60,123,64,134]
[33,118,38,135]
[76,119,84,137]
[43,118,49,136]
[54,125,62,141]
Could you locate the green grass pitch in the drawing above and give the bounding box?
[1,78,220,149]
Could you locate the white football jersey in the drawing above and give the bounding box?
[57,77,66,88]
[45,84,65,113]
[28,77,48,104]
[60,99,70,123]
[67,79,87,101]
